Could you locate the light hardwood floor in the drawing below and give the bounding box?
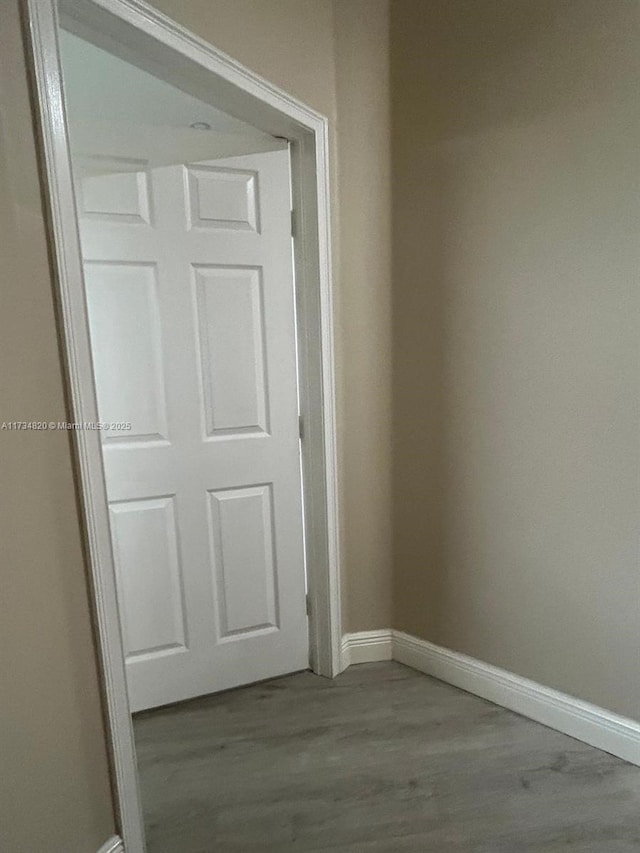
[133,662,640,852]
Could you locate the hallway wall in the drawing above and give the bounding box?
[391,0,640,720]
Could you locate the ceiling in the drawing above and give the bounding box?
[59,30,275,142]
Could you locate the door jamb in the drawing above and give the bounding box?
[22,2,342,850]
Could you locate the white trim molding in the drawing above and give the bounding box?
[97,837,124,853]
[342,630,640,767]
[341,630,393,668]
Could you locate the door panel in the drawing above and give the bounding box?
[110,496,187,659]
[194,265,269,436]
[208,484,279,638]
[84,261,168,442]
[76,149,308,711]
[77,155,152,225]
[186,163,259,231]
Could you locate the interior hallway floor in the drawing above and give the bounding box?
[133,662,640,853]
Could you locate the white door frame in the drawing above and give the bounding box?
[22,1,342,850]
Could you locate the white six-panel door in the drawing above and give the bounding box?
[76,149,309,711]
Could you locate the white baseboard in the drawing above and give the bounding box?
[97,836,124,853]
[341,630,393,668]
[341,630,640,767]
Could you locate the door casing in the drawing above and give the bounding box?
[22,1,342,850]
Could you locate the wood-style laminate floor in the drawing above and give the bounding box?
[133,662,640,852]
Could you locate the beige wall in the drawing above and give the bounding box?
[334,0,393,629]
[0,3,115,852]
[149,0,394,630]
[391,0,640,720]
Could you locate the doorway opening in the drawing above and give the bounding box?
[24,1,341,851]
[61,29,312,714]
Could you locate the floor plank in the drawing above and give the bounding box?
[133,662,640,852]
